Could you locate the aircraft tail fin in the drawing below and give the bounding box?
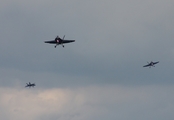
[55,36,60,41]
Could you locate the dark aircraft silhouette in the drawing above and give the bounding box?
[44,35,75,48]
[25,82,35,88]
[143,61,159,68]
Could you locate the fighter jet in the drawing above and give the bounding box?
[143,61,159,68]
[25,82,35,88]
[44,35,75,48]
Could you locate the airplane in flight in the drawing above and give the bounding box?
[143,61,159,68]
[25,82,36,88]
[44,35,75,48]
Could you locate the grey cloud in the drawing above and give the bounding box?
[0,85,174,120]
[0,0,174,88]
[1,1,174,120]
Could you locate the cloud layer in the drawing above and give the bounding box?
[1,85,174,120]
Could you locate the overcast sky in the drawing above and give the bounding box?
[0,0,174,120]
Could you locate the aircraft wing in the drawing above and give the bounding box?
[62,40,75,43]
[143,64,150,67]
[44,40,57,44]
[153,62,159,65]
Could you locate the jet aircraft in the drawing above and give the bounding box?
[25,82,35,88]
[143,61,159,68]
[44,35,75,48]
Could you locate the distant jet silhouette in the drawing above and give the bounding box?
[143,61,159,68]
[45,35,75,48]
[25,82,35,88]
